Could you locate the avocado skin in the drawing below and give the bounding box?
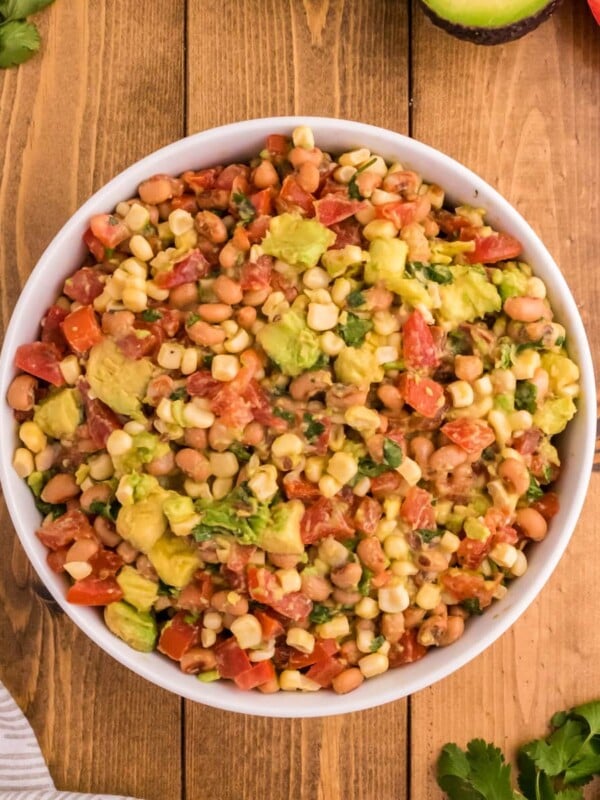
[417,0,562,45]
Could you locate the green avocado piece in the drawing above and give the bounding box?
[258,500,305,555]
[116,492,168,553]
[261,213,336,269]
[464,517,491,541]
[87,338,154,419]
[439,265,501,323]
[112,432,170,476]
[490,263,529,302]
[104,601,157,652]
[33,388,82,440]
[418,0,561,45]
[148,532,200,588]
[334,346,384,387]
[257,308,320,377]
[540,352,580,395]
[364,238,408,294]
[533,396,577,435]
[116,565,159,612]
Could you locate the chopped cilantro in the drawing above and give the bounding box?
[357,456,388,478]
[309,352,330,370]
[169,387,187,401]
[526,475,544,502]
[35,498,66,519]
[496,339,515,370]
[408,262,453,285]
[309,604,335,624]
[555,335,566,347]
[141,308,162,322]
[448,329,470,356]
[515,340,544,354]
[104,247,115,259]
[337,312,373,347]
[186,312,201,327]
[460,597,483,616]
[183,613,200,626]
[232,191,256,223]
[347,289,366,307]
[274,406,295,425]
[383,438,403,469]
[417,528,441,543]
[369,635,386,653]
[157,580,180,597]
[515,381,538,414]
[347,157,377,200]
[229,442,251,462]
[89,499,121,523]
[304,413,325,441]
[358,568,373,596]
[203,352,215,368]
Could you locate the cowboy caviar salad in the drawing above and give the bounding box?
[8,126,580,694]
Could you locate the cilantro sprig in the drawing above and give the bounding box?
[0,0,55,68]
[437,700,600,800]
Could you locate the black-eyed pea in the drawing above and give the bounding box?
[7,374,38,411]
[438,615,465,646]
[516,507,548,541]
[41,473,80,504]
[498,458,530,496]
[332,668,365,695]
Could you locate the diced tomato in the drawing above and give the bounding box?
[435,210,472,236]
[300,497,355,545]
[182,167,220,193]
[484,508,518,546]
[388,630,427,667]
[215,164,250,190]
[80,392,120,449]
[47,548,69,573]
[186,369,222,398]
[442,571,495,608]
[532,492,560,521]
[61,306,103,354]
[375,197,431,228]
[269,270,299,303]
[354,497,383,535]
[247,566,312,622]
[234,660,276,690]
[465,232,523,264]
[403,310,440,369]
[171,193,198,213]
[83,227,106,262]
[116,330,159,361]
[211,385,254,428]
[158,612,200,661]
[255,610,285,640]
[41,305,69,352]
[511,428,542,455]
[441,418,496,454]
[245,215,272,243]
[400,486,436,530]
[249,188,274,216]
[227,542,256,574]
[214,637,253,679]
[314,194,367,226]
[329,217,363,248]
[36,509,95,550]
[456,537,491,569]
[306,656,345,688]
[178,572,214,613]
[283,476,322,501]
[239,255,273,291]
[398,373,445,419]
[588,0,600,24]
[15,341,65,386]
[243,380,286,429]
[288,638,339,669]
[272,592,312,623]
[370,471,403,497]
[277,175,315,216]
[90,214,130,249]
[66,576,123,606]
[89,549,123,579]
[64,267,105,304]
[266,134,290,157]
[154,250,210,288]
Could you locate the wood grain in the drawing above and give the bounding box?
[410,3,600,797]
[0,2,185,799]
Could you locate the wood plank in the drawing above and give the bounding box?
[185,2,409,799]
[0,3,185,799]
[410,3,600,797]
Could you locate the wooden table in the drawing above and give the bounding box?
[0,2,598,798]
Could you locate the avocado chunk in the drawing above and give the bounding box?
[490,262,529,302]
[148,532,200,588]
[418,0,561,45]
[439,265,501,324]
[257,308,320,377]
[533,396,576,435]
[261,212,336,269]
[116,492,168,553]
[104,601,157,652]
[87,338,154,419]
[258,500,305,555]
[33,388,82,440]
[334,346,384,387]
[364,238,408,294]
[116,565,159,612]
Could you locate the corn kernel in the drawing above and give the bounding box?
[64,561,93,580]
[319,331,344,357]
[361,154,387,177]
[247,465,279,503]
[391,559,419,577]
[512,350,541,380]
[373,310,400,335]
[317,537,349,568]
[124,203,150,232]
[211,354,240,382]
[121,257,147,279]
[339,147,371,167]
[354,203,376,225]
[204,611,223,631]
[303,267,330,290]
[280,669,321,692]
[59,355,81,385]
[315,615,350,640]
[286,627,315,654]
[354,596,379,620]
[488,409,512,448]
[491,369,517,394]
[509,410,533,431]
[473,375,493,396]
[305,456,326,484]
[489,543,518,569]
[184,479,212,500]
[362,219,398,241]
[292,125,315,150]
[271,433,303,460]
[19,421,46,453]
[157,342,184,370]
[415,583,442,610]
[327,452,358,485]
[448,380,474,408]
[307,302,339,332]
[276,569,302,594]
[106,429,133,457]
[129,234,154,262]
[200,628,217,648]
[230,614,262,649]
[397,457,421,486]
[224,328,251,354]
[358,652,389,679]
[383,534,409,561]
[333,165,357,184]
[146,280,170,301]
[122,287,147,313]
[331,278,352,306]
[353,476,371,497]
[209,451,239,479]
[344,405,380,433]
[88,453,114,481]
[12,448,34,478]
[168,208,194,236]
[318,474,342,498]
[440,531,461,553]
[526,277,546,299]
[378,584,410,613]
[511,550,528,577]
[356,629,375,653]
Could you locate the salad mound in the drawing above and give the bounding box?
[7,125,580,694]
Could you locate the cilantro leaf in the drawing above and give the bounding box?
[232,191,256,223]
[347,158,377,200]
[274,406,295,425]
[186,312,201,327]
[337,312,373,347]
[448,329,471,356]
[141,308,162,322]
[229,442,251,462]
[515,381,538,414]
[419,263,454,285]
[346,289,365,308]
[417,528,441,544]
[357,567,372,596]
[169,387,187,401]
[303,413,325,441]
[526,475,544,503]
[309,604,335,624]
[461,597,484,616]
[369,635,385,652]
[572,701,600,738]
[357,456,388,478]
[0,19,40,67]
[34,498,66,519]
[0,0,54,20]
[554,790,585,800]
[89,499,121,523]
[383,438,403,468]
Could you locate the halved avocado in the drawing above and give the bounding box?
[417,0,562,45]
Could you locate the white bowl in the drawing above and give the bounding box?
[0,117,595,717]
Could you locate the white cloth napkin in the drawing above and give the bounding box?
[0,680,141,800]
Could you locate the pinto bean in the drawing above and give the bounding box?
[516,507,548,541]
[504,297,552,322]
[242,421,264,446]
[377,383,404,411]
[187,320,226,346]
[356,537,387,574]
[197,303,233,323]
[333,588,362,605]
[117,541,139,564]
[175,448,211,482]
[301,573,332,602]
[332,668,364,694]
[296,162,320,194]
[183,427,208,449]
[180,647,217,674]
[411,436,434,468]
[208,421,235,451]
[146,374,174,405]
[210,590,248,616]
[417,614,447,647]
[66,538,100,563]
[147,449,176,476]
[41,473,80,504]
[93,516,122,548]
[102,310,135,338]
[236,306,257,330]
[195,211,228,244]
[438,615,465,646]
[364,286,393,311]
[403,607,427,628]
[169,282,199,309]
[138,174,183,205]
[214,275,244,305]
[416,549,449,573]
[252,160,279,189]
[7,374,38,411]
[136,554,158,581]
[331,562,363,589]
[339,640,361,666]
[326,384,368,410]
[428,444,468,473]
[498,458,530,496]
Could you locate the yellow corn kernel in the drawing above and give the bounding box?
[447,380,474,409]
[318,474,342,498]
[472,375,493,396]
[124,202,150,232]
[333,165,356,184]
[487,409,512,448]
[168,208,194,236]
[511,550,528,577]
[397,457,421,487]
[12,448,34,478]
[370,188,401,206]
[121,257,147,279]
[375,346,399,365]
[157,342,184,370]
[320,331,345,356]
[315,615,350,640]
[64,561,93,580]
[224,328,251,355]
[512,350,541,380]
[391,559,419,577]
[489,542,519,570]
[146,280,170,301]
[211,354,240,382]
[509,410,533,432]
[180,348,198,376]
[209,451,239,479]
[486,479,518,512]
[491,369,517,394]
[339,147,371,167]
[354,596,379,620]
[34,444,57,472]
[526,277,546,299]
[358,652,389,679]
[307,302,339,332]
[383,534,409,561]
[331,278,352,306]
[200,628,217,649]
[286,627,315,654]
[129,234,154,262]
[440,531,461,553]
[19,421,46,454]
[122,287,147,313]
[280,669,320,692]
[303,267,330,290]
[106,429,133,457]
[362,219,397,241]
[292,125,315,150]
[271,433,304,460]
[344,405,380,433]
[230,614,262,649]
[356,629,376,653]
[247,465,279,503]
[211,477,232,501]
[326,452,358,485]
[88,454,114,481]
[360,154,388,177]
[352,476,371,497]
[59,355,81,385]
[373,310,400,335]
[276,568,302,594]
[378,584,410,613]
[415,583,442,611]
[175,229,198,251]
[354,203,376,225]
